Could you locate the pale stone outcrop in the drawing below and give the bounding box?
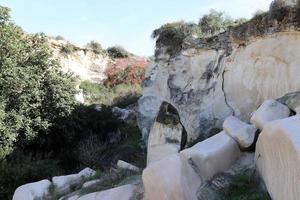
[139,32,300,141]
[143,154,201,200]
[250,99,290,130]
[223,116,257,149]
[147,121,182,165]
[255,115,300,200]
[52,168,96,195]
[180,131,241,180]
[117,160,140,172]
[13,180,51,200]
[75,184,137,200]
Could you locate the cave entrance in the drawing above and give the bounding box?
[147,101,187,165]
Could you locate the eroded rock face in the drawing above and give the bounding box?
[250,99,290,130]
[255,115,300,200]
[139,32,300,141]
[223,116,257,149]
[13,180,51,200]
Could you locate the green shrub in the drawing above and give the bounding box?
[86,41,103,54]
[0,6,10,24]
[79,81,141,106]
[217,169,271,200]
[198,9,244,36]
[61,43,75,54]
[107,46,129,58]
[55,35,64,40]
[152,21,194,56]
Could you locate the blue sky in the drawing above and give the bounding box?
[0,0,273,56]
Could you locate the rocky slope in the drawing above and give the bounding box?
[49,39,110,83]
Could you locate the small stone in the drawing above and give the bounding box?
[223,116,257,149]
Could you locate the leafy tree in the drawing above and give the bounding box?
[107,46,129,58]
[0,6,76,158]
[86,40,103,54]
[198,9,247,36]
[60,43,75,54]
[0,6,10,24]
[152,21,195,56]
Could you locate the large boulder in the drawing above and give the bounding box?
[180,131,241,180]
[255,115,300,200]
[75,184,137,200]
[13,180,51,200]
[250,99,290,130]
[223,116,257,149]
[143,154,201,200]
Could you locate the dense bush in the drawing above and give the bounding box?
[86,40,103,54]
[55,35,64,40]
[152,21,195,56]
[0,6,76,158]
[198,9,246,36]
[104,63,146,87]
[80,81,142,106]
[107,46,129,58]
[60,43,75,54]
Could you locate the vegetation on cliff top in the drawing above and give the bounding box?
[153,0,300,57]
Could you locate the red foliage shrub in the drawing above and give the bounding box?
[104,58,148,86]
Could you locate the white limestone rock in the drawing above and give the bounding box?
[250,99,290,130]
[143,154,201,200]
[75,184,137,200]
[255,115,300,200]
[180,131,241,180]
[140,32,300,142]
[147,121,182,165]
[117,160,140,172]
[78,167,96,178]
[52,168,95,195]
[13,180,51,200]
[223,116,257,149]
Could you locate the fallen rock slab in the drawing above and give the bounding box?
[255,115,300,200]
[13,179,51,200]
[250,99,290,130]
[117,160,140,172]
[223,116,257,149]
[180,131,241,180]
[143,154,201,200]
